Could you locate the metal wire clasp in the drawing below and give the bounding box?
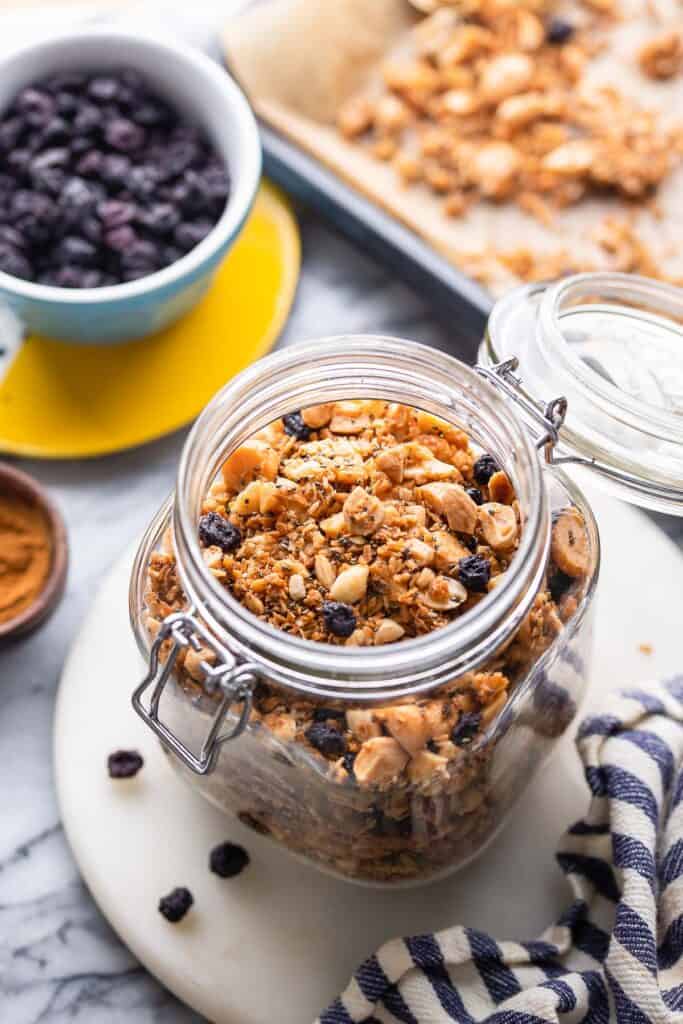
[476,357,568,466]
[132,610,258,776]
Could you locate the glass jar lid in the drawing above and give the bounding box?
[482,272,683,516]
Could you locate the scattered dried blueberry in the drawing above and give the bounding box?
[0,68,229,286]
[282,411,311,441]
[546,17,574,44]
[305,721,347,758]
[473,454,499,485]
[458,554,491,593]
[107,749,144,778]
[209,841,250,878]
[198,512,242,553]
[158,887,193,923]
[450,712,481,747]
[342,751,357,775]
[322,601,357,638]
[549,569,574,604]
[466,486,483,506]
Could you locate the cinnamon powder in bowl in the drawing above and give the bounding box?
[0,464,68,640]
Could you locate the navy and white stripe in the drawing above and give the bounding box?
[318,677,683,1024]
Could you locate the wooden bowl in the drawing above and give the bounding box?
[0,462,68,641]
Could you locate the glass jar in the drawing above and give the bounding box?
[129,272,682,886]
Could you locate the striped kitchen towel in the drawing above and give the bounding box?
[319,676,683,1024]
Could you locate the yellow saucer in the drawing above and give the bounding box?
[0,182,300,459]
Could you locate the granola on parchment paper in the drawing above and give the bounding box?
[336,0,683,285]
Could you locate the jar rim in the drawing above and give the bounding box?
[172,335,553,699]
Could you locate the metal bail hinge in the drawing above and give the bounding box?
[475,357,568,466]
[132,609,259,776]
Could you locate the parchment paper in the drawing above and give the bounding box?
[225,0,683,294]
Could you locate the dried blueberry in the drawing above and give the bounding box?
[120,238,159,271]
[98,199,137,229]
[209,841,250,878]
[55,235,98,266]
[0,226,26,249]
[0,116,24,153]
[466,486,483,506]
[162,140,199,178]
[158,887,193,923]
[76,149,104,177]
[17,88,55,127]
[125,164,159,198]
[55,91,80,117]
[99,153,131,187]
[342,751,357,775]
[313,707,347,723]
[305,721,347,758]
[107,749,144,778]
[7,148,32,176]
[39,117,69,145]
[322,601,357,638]
[458,554,491,593]
[105,117,145,153]
[44,72,86,93]
[458,532,477,553]
[88,76,120,103]
[473,454,499,485]
[450,712,481,746]
[73,103,101,135]
[174,219,212,250]
[137,203,179,234]
[549,570,574,604]
[0,243,32,280]
[31,147,70,172]
[51,265,92,288]
[13,214,52,246]
[104,225,137,252]
[11,189,56,224]
[198,512,242,552]
[201,164,231,205]
[546,17,574,44]
[282,411,311,441]
[60,176,101,214]
[163,244,183,266]
[132,101,172,127]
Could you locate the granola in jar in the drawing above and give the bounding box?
[144,399,592,883]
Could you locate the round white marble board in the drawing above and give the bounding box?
[54,485,683,1024]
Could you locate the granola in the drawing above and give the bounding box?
[144,400,593,883]
[335,0,683,283]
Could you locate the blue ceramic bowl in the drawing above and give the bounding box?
[0,28,261,344]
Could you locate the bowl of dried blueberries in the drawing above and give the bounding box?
[0,28,261,343]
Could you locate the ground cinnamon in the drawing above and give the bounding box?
[0,492,52,625]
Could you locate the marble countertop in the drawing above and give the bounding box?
[2,209,682,1023]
